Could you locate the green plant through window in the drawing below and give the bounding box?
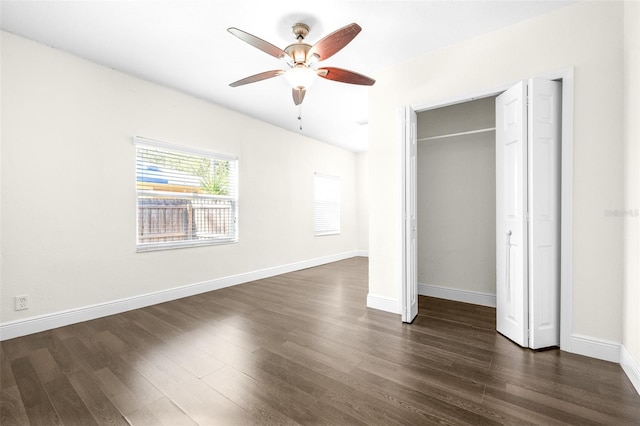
[195,159,230,196]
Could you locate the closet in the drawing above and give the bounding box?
[414,79,562,350]
[416,97,497,306]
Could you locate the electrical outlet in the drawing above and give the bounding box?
[15,295,28,311]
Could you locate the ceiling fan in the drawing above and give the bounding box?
[227,22,375,106]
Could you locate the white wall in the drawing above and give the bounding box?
[369,1,625,347]
[0,31,359,327]
[416,99,496,298]
[623,0,640,389]
[356,151,369,254]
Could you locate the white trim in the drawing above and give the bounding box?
[569,334,620,363]
[0,251,359,341]
[367,293,400,314]
[356,250,369,257]
[418,283,496,308]
[558,68,574,353]
[398,108,406,321]
[133,136,237,161]
[620,345,640,395]
[400,106,410,322]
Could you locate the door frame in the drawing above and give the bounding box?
[400,68,574,351]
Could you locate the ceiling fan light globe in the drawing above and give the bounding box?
[284,65,316,90]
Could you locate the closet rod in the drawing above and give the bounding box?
[418,127,496,142]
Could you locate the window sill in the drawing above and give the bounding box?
[314,232,340,237]
[136,238,237,252]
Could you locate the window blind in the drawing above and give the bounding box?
[134,137,238,251]
[314,173,340,236]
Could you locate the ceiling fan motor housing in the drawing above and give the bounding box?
[285,42,312,64]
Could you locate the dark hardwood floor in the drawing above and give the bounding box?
[2,257,639,425]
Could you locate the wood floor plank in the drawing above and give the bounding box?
[2,257,639,425]
[121,349,253,425]
[0,385,30,426]
[499,381,634,425]
[125,396,196,426]
[10,356,62,425]
[61,335,109,372]
[142,304,204,333]
[254,347,470,425]
[67,370,128,426]
[156,338,226,379]
[1,359,17,390]
[488,359,640,422]
[202,365,301,426]
[182,329,260,372]
[200,320,264,352]
[347,366,524,426]
[204,359,329,425]
[1,339,28,362]
[217,314,289,348]
[43,375,99,426]
[114,315,165,352]
[91,367,153,416]
[120,309,183,342]
[44,333,83,376]
[28,347,64,384]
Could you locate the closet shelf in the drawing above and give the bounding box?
[418,127,496,142]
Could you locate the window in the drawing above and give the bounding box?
[314,173,340,236]
[134,136,238,251]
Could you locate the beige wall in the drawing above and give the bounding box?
[416,99,496,295]
[0,31,359,324]
[356,151,369,253]
[623,0,640,365]
[369,1,626,347]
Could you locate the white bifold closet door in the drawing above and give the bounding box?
[496,78,561,349]
[402,106,418,323]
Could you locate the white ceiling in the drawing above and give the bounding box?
[0,0,573,152]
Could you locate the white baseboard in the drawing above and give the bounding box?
[418,283,496,308]
[568,336,640,394]
[366,293,400,314]
[620,344,640,395]
[569,334,620,363]
[0,251,359,341]
[356,250,369,257]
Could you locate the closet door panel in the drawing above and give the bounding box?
[528,78,561,349]
[496,81,528,347]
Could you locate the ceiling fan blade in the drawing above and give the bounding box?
[308,23,361,62]
[229,70,284,87]
[317,67,375,86]
[292,87,306,105]
[228,27,289,60]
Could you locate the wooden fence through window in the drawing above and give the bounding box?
[138,198,233,243]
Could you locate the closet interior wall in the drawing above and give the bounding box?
[417,97,498,301]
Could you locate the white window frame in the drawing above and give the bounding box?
[314,173,341,236]
[133,136,238,252]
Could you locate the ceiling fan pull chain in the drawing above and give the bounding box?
[298,105,303,130]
